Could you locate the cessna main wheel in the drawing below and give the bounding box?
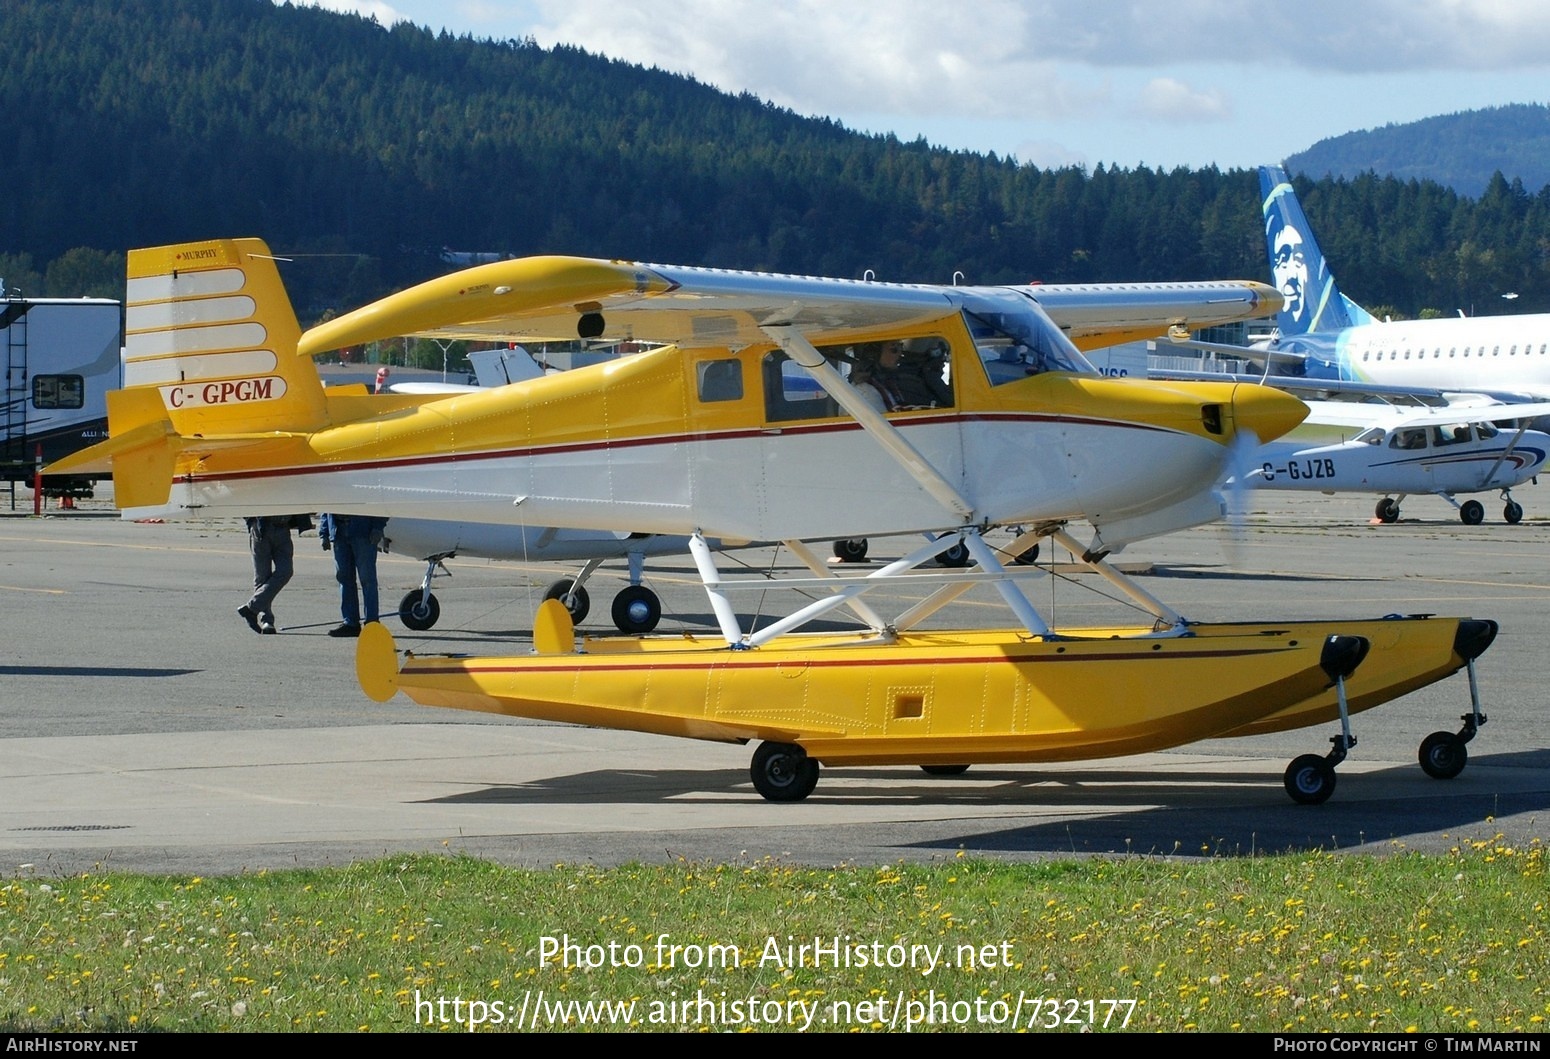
[833,538,869,563]
[1505,501,1524,524]
[1284,754,1337,805]
[398,589,441,631]
[543,579,591,623]
[1375,498,1399,523]
[935,540,971,567]
[1418,731,1468,779]
[611,585,661,634]
[1460,499,1485,525]
[750,741,819,802]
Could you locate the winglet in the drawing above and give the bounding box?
[356,621,401,702]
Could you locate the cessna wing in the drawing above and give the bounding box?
[299,259,1281,357]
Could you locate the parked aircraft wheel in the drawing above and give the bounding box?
[833,538,869,563]
[1504,501,1524,524]
[543,579,591,623]
[1013,543,1040,566]
[1375,498,1399,523]
[611,585,661,634]
[935,540,971,567]
[398,589,441,631]
[1284,754,1337,805]
[1460,500,1485,525]
[750,742,819,802]
[1418,731,1468,780]
[920,764,970,776]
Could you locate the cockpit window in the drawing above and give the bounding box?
[959,289,1092,386]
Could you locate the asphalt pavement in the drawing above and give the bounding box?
[2,486,1547,875]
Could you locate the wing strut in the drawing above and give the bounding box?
[1050,527,1187,630]
[762,325,975,523]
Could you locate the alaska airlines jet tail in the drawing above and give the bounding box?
[1260,166,1375,340]
[1255,166,1550,397]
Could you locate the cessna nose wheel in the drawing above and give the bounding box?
[398,589,441,631]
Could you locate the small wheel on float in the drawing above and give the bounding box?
[919,764,971,776]
[750,741,820,802]
[1418,731,1468,779]
[1284,754,1337,805]
[1460,499,1485,525]
[543,579,591,623]
[833,538,869,562]
[398,589,441,631]
[1013,543,1040,566]
[611,585,662,634]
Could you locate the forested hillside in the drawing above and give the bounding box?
[3,0,1550,319]
[1287,104,1550,199]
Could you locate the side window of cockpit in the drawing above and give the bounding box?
[1389,429,1427,450]
[847,338,954,411]
[696,359,743,403]
[762,351,839,422]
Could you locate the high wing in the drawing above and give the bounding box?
[299,257,1280,356]
[1024,281,1280,350]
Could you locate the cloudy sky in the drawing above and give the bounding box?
[294,1,1550,171]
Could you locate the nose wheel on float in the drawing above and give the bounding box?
[1283,618,1496,804]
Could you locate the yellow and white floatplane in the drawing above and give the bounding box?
[52,239,1499,804]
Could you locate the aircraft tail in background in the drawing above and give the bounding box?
[1259,166,1375,337]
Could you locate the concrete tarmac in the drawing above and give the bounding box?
[2,489,1547,875]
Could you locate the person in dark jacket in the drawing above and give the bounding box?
[318,512,388,638]
[238,514,312,634]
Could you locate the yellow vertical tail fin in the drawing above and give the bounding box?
[124,238,329,435]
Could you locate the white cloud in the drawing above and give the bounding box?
[523,0,1107,121]
[1132,78,1230,123]
[299,0,405,25]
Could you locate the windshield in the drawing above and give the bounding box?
[960,288,1093,386]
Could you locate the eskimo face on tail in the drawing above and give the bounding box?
[1272,224,1309,325]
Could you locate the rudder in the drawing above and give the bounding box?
[1259,166,1370,336]
[124,238,329,436]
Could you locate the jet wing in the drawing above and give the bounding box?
[299,255,1282,356]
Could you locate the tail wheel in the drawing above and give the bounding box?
[1284,754,1337,805]
[1460,500,1485,525]
[1504,501,1524,524]
[611,585,661,634]
[398,589,441,631]
[750,741,819,802]
[1419,731,1468,779]
[543,579,591,623]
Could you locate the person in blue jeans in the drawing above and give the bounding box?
[318,513,389,638]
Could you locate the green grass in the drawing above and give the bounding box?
[1,839,1545,1033]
